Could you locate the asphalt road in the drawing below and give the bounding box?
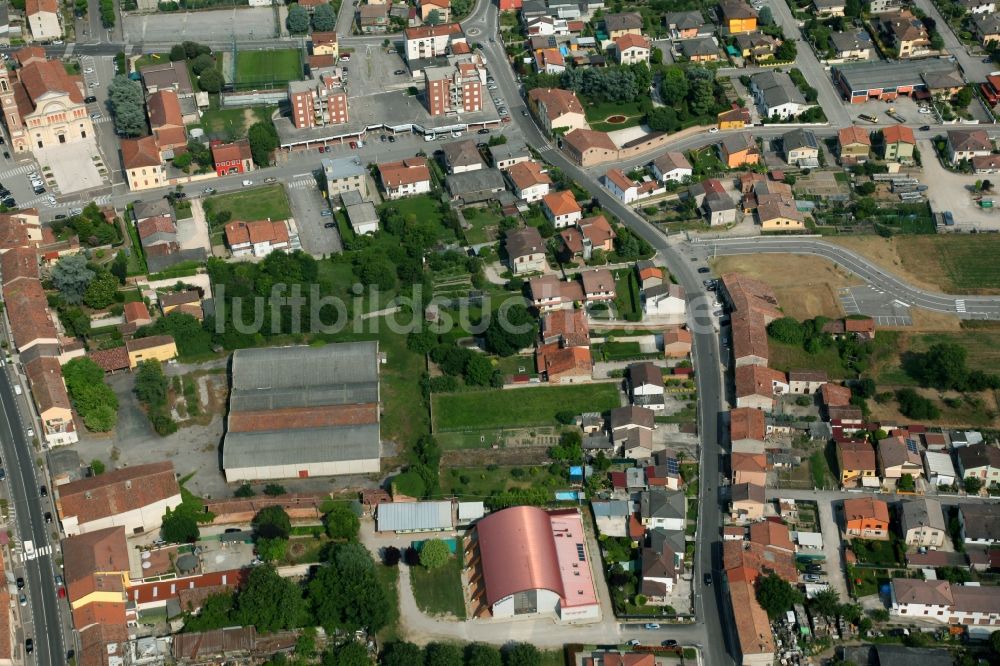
[697,237,1000,318]
[0,369,65,665]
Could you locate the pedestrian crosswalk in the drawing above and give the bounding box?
[287,179,316,190]
[0,164,37,180]
[22,545,52,561]
[93,194,112,206]
[956,299,967,313]
[92,116,112,125]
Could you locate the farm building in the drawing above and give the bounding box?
[221,343,381,481]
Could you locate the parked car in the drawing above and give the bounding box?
[44,512,51,523]
[388,135,395,142]
[18,593,26,606]
[0,468,5,481]
[478,128,490,135]
[242,179,253,187]
[16,577,24,590]
[662,640,678,647]
[324,222,336,228]
[644,623,660,630]
[203,187,216,195]
[24,639,32,654]
[84,95,97,103]
[90,113,102,120]
[393,69,406,75]
[39,485,47,497]
[264,177,277,183]
[704,573,713,585]
[697,267,710,274]
[321,209,333,217]
[919,125,931,131]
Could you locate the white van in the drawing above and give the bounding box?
[13,385,21,396]
[242,179,253,187]
[424,134,435,142]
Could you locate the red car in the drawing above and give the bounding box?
[349,141,357,149]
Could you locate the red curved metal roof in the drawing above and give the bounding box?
[476,506,564,606]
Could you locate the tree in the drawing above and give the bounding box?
[549,430,582,462]
[659,67,689,102]
[256,536,288,562]
[252,506,291,540]
[134,360,169,407]
[248,121,279,167]
[990,629,1000,655]
[964,477,983,494]
[407,329,438,354]
[182,41,212,59]
[811,588,840,619]
[425,8,442,25]
[647,106,679,132]
[110,251,128,285]
[381,642,425,666]
[235,483,255,497]
[919,342,968,390]
[234,564,306,632]
[307,543,391,632]
[484,303,537,356]
[322,641,370,666]
[421,643,460,666]
[465,644,502,666]
[190,53,216,75]
[650,47,663,65]
[756,573,802,619]
[52,255,95,305]
[90,459,106,475]
[502,643,542,666]
[895,388,940,419]
[767,317,805,345]
[383,546,401,566]
[898,473,916,492]
[287,4,310,33]
[419,539,450,570]
[108,75,147,137]
[198,67,224,94]
[170,44,187,61]
[311,3,337,31]
[161,506,200,542]
[324,504,360,541]
[263,483,286,496]
[776,40,798,61]
[83,404,117,431]
[464,353,499,387]
[954,86,973,109]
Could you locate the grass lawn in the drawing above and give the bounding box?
[614,270,641,319]
[896,235,1000,293]
[595,341,642,361]
[768,338,852,379]
[409,557,467,619]
[441,464,564,498]
[134,53,168,70]
[463,205,504,245]
[687,146,726,175]
[852,539,903,566]
[375,565,401,643]
[583,98,644,123]
[235,49,302,88]
[206,184,291,222]
[193,104,272,140]
[432,383,620,431]
[875,329,1000,385]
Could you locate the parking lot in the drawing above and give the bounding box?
[124,9,277,43]
[918,139,1000,230]
[342,43,412,96]
[287,175,343,256]
[839,286,913,326]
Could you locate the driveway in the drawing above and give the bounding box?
[177,198,211,253]
[287,176,342,257]
[919,139,999,230]
[35,140,106,194]
[815,499,849,600]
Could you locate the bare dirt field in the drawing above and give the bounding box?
[711,253,862,319]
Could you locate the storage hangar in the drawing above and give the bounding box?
[222,342,381,481]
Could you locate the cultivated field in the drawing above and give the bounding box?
[432,384,621,431]
[711,253,861,320]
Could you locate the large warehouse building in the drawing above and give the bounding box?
[468,506,600,622]
[222,343,381,481]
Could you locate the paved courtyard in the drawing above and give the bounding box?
[177,199,211,253]
[124,8,276,43]
[36,140,106,194]
[287,175,342,257]
[840,286,913,326]
[918,139,1000,230]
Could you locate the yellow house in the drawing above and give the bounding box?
[757,200,806,231]
[63,527,131,629]
[122,136,166,192]
[158,289,203,316]
[717,105,750,130]
[720,0,758,34]
[310,31,339,58]
[126,334,178,368]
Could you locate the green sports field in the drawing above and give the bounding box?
[235,49,302,89]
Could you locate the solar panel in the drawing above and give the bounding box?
[576,544,586,561]
[906,439,918,454]
[665,458,680,475]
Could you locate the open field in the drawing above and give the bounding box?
[194,105,272,140]
[432,384,621,431]
[205,184,291,222]
[874,327,1000,385]
[711,254,861,320]
[235,49,302,88]
[828,235,1000,295]
[866,387,1000,429]
[410,557,467,620]
[768,339,853,379]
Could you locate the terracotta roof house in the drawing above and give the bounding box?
[56,461,182,536]
[527,87,587,135]
[663,325,692,358]
[947,129,993,165]
[749,520,794,553]
[732,452,767,486]
[63,526,129,629]
[561,128,619,167]
[123,301,152,327]
[540,309,589,348]
[378,157,432,200]
[541,190,583,228]
[224,220,290,259]
[506,160,552,202]
[882,124,916,162]
[535,344,593,383]
[837,440,877,486]
[820,382,853,408]
[845,317,875,340]
[843,497,890,539]
[730,407,766,453]
[122,136,166,192]
[838,125,872,163]
[147,90,187,155]
[731,482,766,521]
[734,365,787,410]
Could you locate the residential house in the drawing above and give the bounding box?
[358,3,390,33]
[615,34,651,65]
[542,190,583,228]
[342,190,379,236]
[418,0,451,23]
[732,452,767,486]
[442,140,484,174]
[947,129,992,165]
[561,128,619,167]
[663,325,692,358]
[664,11,705,40]
[603,168,664,204]
[681,37,721,62]
[891,578,1000,626]
[957,503,1000,545]
[139,60,195,97]
[528,88,588,135]
[838,125,872,163]
[579,268,615,303]
[870,0,905,11]
[63,526,130,631]
[899,498,946,548]
[757,198,804,231]
[158,290,203,319]
[787,370,827,395]
[704,190,738,226]
[878,435,924,481]
[837,440,877,486]
[973,12,1000,47]
[721,272,781,368]
[730,482,766,521]
[636,260,663,290]
[717,104,751,130]
[506,161,551,203]
[540,308,589,348]
[749,520,795,554]
[604,12,643,40]
[923,450,957,487]
[734,31,779,63]
[734,365,787,410]
[323,156,369,199]
[750,71,810,120]
[56,461,182,536]
[123,301,152,329]
[224,220,291,258]
[211,140,254,177]
[972,154,1000,174]
[536,344,593,383]
[639,489,686,531]
[842,497,890,539]
[831,30,873,60]
[879,10,930,58]
[955,442,1000,486]
[719,133,760,168]
[26,0,61,42]
[559,215,615,260]
[147,90,187,157]
[535,48,566,74]
[122,136,165,192]
[820,383,852,409]
[310,31,339,58]
[628,362,666,411]
[125,335,178,368]
[378,158,432,200]
[24,356,77,447]
[642,282,686,317]
[609,405,655,456]
[504,226,547,275]
[812,0,846,16]
[592,500,631,537]
[881,124,916,162]
[726,564,775,665]
[719,0,758,34]
[404,23,465,62]
[782,128,820,168]
[961,0,995,14]
[730,407,767,453]
[528,274,585,311]
[641,533,684,599]
[490,140,531,170]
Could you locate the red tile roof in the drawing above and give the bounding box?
[883,124,915,145]
[123,301,151,324]
[137,214,176,240]
[528,87,584,119]
[90,347,130,373]
[542,190,581,217]
[843,496,889,524]
[57,461,180,527]
[821,382,853,407]
[0,246,40,285]
[730,406,766,441]
[838,125,871,147]
[211,140,252,165]
[122,136,162,169]
[26,0,58,15]
[224,220,289,247]
[838,440,876,471]
[24,356,71,415]
[2,278,56,349]
[378,157,431,188]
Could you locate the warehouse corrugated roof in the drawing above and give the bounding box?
[232,342,378,390]
[223,424,381,469]
[376,501,453,532]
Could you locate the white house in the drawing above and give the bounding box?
[628,362,666,411]
[379,158,432,200]
[26,0,61,42]
[506,160,552,203]
[923,450,957,487]
[651,151,693,184]
[602,168,664,204]
[639,489,686,531]
[542,190,583,228]
[225,220,292,258]
[890,578,955,620]
[750,71,811,120]
[957,504,1000,545]
[961,0,995,15]
[642,282,686,317]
